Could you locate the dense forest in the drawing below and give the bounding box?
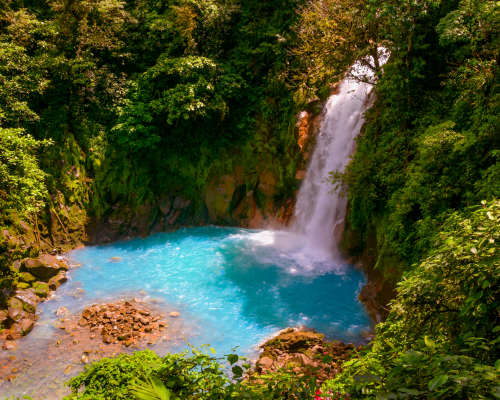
[1,0,500,398]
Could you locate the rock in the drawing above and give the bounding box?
[24,254,68,280]
[139,310,150,316]
[9,259,22,273]
[118,332,132,341]
[261,328,324,354]
[8,297,24,312]
[144,325,153,332]
[19,318,34,334]
[14,289,38,313]
[139,317,150,325]
[82,307,96,319]
[6,324,23,340]
[78,318,88,326]
[0,310,8,325]
[16,282,31,290]
[56,306,69,316]
[257,357,274,371]
[169,311,179,318]
[159,321,166,327]
[103,311,114,319]
[173,196,191,210]
[33,281,49,298]
[18,272,36,283]
[2,341,16,350]
[48,272,68,290]
[81,355,89,364]
[159,196,171,216]
[7,307,26,323]
[103,335,113,344]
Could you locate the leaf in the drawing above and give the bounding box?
[321,355,333,364]
[428,374,448,391]
[492,326,500,333]
[488,212,495,220]
[227,354,238,365]
[129,376,172,400]
[495,360,500,372]
[210,348,216,354]
[232,366,243,376]
[354,374,381,382]
[425,336,436,350]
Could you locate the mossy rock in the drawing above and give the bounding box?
[18,272,36,283]
[8,297,24,311]
[16,282,31,289]
[261,328,325,355]
[33,281,49,298]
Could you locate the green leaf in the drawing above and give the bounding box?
[321,355,333,364]
[354,374,381,382]
[493,326,500,333]
[227,354,238,365]
[424,336,436,350]
[495,360,500,372]
[232,366,243,376]
[129,376,172,400]
[210,348,216,354]
[428,374,448,391]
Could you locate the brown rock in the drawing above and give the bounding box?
[257,357,274,371]
[2,341,16,350]
[103,335,113,344]
[48,271,68,290]
[0,310,7,325]
[14,289,37,313]
[144,325,153,333]
[19,318,34,334]
[139,310,150,316]
[56,306,69,316]
[118,332,132,341]
[139,317,150,325]
[7,307,26,323]
[103,311,114,319]
[159,321,166,327]
[6,324,23,340]
[169,311,179,318]
[78,318,88,326]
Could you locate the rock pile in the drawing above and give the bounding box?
[75,301,167,347]
[254,328,361,385]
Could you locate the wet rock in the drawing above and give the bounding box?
[56,306,69,316]
[2,340,16,350]
[169,311,179,318]
[81,355,89,364]
[14,289,38,313]
[82,307,96,319]
[118,332,132,341]
[159,196,171,216]
[33,281,49,298]
[103,311,114,319]
[7,307,26,323]
[9,259,22,273]
[139,317,150,325]
[139,310,150,316]
[103,335,113,344]
[8,297,24,312]
[19,318,34,334]
[6,324,23,340]
[78,318,88,326]
[48,271,68,290]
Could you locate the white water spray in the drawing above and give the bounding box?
[292,61,379,258]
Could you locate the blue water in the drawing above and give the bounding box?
[0,227,373,399]
[69,226,372,351]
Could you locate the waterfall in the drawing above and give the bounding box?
[292,62,377,258]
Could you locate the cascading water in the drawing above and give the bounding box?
[292,63,377,258]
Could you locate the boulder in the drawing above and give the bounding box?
[6,324,23,340]
[7,307,26,323]
[82,308,96,319]
[257,357,274,371]
[14,289,38,313]
[19,318,34,334]
[9,260,22,274]
[48,271,68,290]
[24,254,68,280]
[173,197,191,210]
[0,310,7,325]
[18,272,36,283]
[8,297,24,312]
[2,340,16,350]
[261,328,324,354]
[169,311,179,318]
[16,282,30,290]
[33,281,49,298]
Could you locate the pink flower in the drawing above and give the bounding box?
[315,389,323,400]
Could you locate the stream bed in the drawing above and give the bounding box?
[0,226,373,399]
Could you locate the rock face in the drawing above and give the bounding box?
[254,328,361,385]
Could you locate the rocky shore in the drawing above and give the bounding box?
[253,328,362,385]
